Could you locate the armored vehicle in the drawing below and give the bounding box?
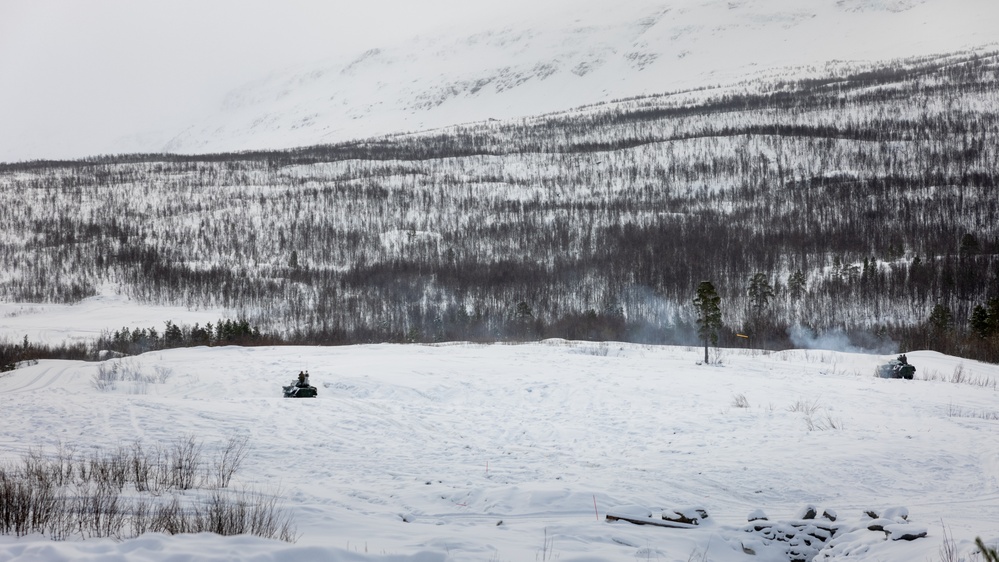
[878,355,915,380]
[283,371,317,397]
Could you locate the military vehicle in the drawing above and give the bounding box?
[878,355,915,380]
[283,371,318,397]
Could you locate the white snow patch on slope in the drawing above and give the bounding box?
[161,0,999,156]
[3,0,999,162]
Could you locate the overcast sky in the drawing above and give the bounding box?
[0,0,523,92]
[0,0,550,161]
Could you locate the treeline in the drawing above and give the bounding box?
[1,50,998,362]
[0,337,89,372]
[95,319,269,356]
[896,298,999,363]
[0,320,267,371]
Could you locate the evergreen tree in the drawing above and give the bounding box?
[959,233,980,258]
[163,321,183,347]
[693,281,723,364]
[748,273,775,316]
[971,304,991,339]
[515,301,533,320]
[928,304,952,333]
[190,323,210,345]
[788,270,807,301]
[990,298,999,335]
[513,301,534,340]
[970,297,999,339]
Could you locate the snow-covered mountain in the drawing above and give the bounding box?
[4,0,997,163]
[161,0,999,155]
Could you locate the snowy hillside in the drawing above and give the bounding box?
[3,47,998,359]
[161,0,999,155]
[3,0,999,162]
[1,341,998,561]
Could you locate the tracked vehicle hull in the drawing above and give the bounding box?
[283,384,318,397]
[878,359,915,380]
[283,371,317,397]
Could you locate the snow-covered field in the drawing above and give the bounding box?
[2,331,998,560]
[0,294,228,348]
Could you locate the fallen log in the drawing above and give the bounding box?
[605,513,698,529]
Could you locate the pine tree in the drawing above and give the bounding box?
[787,270,807,301]
[513,301,534,340]
[971,304,991,339]
[748,273,775,315]
[959,233,980,258]
[163,321,183,347]
[928,303,952,333]
[693,281,722,364]
[988,297,999,336]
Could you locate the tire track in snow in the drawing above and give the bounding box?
[1,363,72,394]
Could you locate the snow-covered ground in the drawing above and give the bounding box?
[2,332,998,560]
[0,295,229,348]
